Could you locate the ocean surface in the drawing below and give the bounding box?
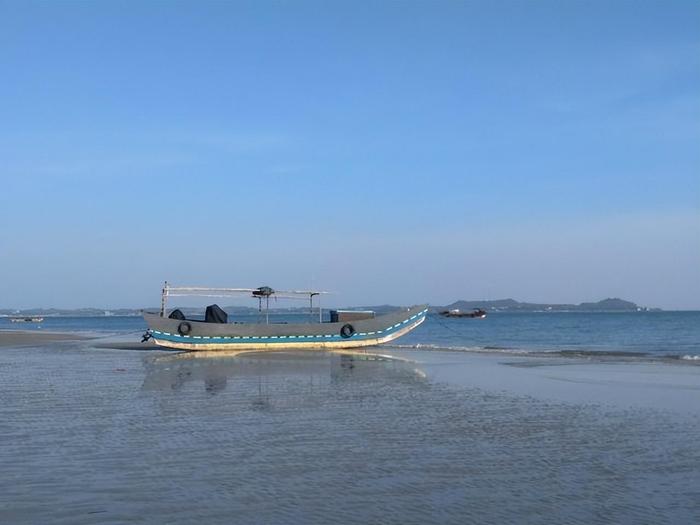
[1,312,699,524]
[2,310,699,359]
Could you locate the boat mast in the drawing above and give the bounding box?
[160,281,169,317]
[308,292,322,323]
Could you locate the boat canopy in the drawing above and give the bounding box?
[164,285,329,300]
[158,282,330,323]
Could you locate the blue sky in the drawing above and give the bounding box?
[1,0,698,309]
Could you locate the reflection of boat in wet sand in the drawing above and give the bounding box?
[143,283,428,351]
[142,351,426,397]
[439,308,487,319]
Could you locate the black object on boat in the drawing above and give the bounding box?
[205,304,228,324]
[168,309,186,320]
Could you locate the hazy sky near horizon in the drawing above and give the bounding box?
[1,0,699,310]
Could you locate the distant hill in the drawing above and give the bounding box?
[437,298,656,312]
[1,298,659,317]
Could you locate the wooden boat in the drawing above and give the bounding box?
[143,283,427,351]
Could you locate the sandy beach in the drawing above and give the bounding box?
[0,334,698,524]
[0,330,90,348]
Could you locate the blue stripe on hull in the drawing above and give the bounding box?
[151,309,428,346]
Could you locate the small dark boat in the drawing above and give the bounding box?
[439,308,487,319]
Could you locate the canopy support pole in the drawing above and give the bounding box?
[160,281,169,317]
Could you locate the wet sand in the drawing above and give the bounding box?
[92,340,159,350]
[386,348,700,414]
[0,336,698,524]
[0,330,90,347]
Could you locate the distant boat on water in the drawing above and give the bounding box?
[10,317,44,323]
[143,282,427,351]
[439,308,487,319]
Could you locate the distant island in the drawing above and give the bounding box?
[0,298,659,317]
[435,298,659,313]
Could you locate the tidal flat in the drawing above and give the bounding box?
[1,337,698,524]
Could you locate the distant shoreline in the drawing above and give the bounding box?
[0,297,667,317]
[4,310,697,319]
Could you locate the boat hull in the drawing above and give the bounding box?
[144,305,428,351]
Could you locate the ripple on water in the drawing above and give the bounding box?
[0,345,698,525]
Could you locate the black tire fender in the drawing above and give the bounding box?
[178,321,192,336]
[340,323,355,339]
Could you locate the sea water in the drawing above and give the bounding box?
[399,310,700,361]
[1,312,699,524]
[2,310,699,359]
